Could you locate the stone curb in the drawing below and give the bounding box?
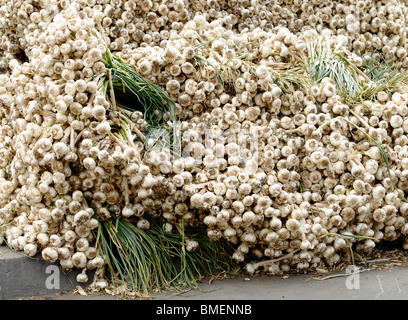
[0,245,92,299]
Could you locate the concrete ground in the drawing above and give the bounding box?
[0,244,94,299]
[2,243,408,301]
[33,266,408,300]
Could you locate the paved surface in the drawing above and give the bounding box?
[0,245,93,299]
[33,266,408,300]
[2,243,408,300]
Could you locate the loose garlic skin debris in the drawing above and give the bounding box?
[2,0,408,282]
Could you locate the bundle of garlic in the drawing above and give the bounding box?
[2,0,408,292]
[0,2,171,284]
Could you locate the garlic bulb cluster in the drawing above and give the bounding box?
[0,1,160,280]
[1,0,408,282]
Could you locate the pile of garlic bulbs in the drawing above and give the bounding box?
[2,0,408,283]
